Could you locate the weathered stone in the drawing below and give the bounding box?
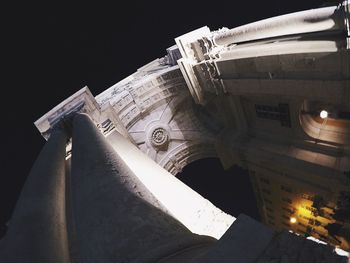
[2,2,350,262]
[196,214,274,263]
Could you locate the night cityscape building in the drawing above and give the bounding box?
[1,1,350,262]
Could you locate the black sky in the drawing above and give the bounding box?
[2,0,331,234]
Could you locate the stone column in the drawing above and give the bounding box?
[0,128,70,263]
[70,113,215,263]
[106,128,235,239]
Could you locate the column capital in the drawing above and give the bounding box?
[34,87,101,140]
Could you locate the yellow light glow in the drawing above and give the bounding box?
[290,217,297,224]
[320,110,328,119]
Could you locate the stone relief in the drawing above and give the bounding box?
[127,93,217,173]
[89,58,220,175]
[148,125,170,150]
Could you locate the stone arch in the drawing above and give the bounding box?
[95,62,221,175]
[127,93,220,174]
[161,141,218,175]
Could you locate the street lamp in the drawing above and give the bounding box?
[320,110,328,119]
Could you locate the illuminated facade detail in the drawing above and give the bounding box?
[150,127,169,148]
[1,1,350,262]
[175,0,350,252]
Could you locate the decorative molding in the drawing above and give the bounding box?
[148,125,170,150]
[34,87,100,140]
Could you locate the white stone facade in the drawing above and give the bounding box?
[33,0,350,253]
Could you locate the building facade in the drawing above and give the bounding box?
[1,1,350,262]
[173,1,350,251]
[33,0,350,252]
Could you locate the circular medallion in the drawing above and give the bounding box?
[150,127,169,148]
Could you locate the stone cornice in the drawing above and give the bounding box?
[34,87,100,140]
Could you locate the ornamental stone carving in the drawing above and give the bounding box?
[30,2,350,256]
[148,125,169,150]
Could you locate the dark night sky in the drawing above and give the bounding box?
[1,0,331,235]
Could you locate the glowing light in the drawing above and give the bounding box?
[320,110,328,119]
[290,217,297,224]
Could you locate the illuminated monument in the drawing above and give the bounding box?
[1,1,349,262]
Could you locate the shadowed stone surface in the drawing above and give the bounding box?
[194,214,348,263]
[0,129,70,263]
[257,231,348,263]
[195,214,274,263]
[70,113,216,263]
